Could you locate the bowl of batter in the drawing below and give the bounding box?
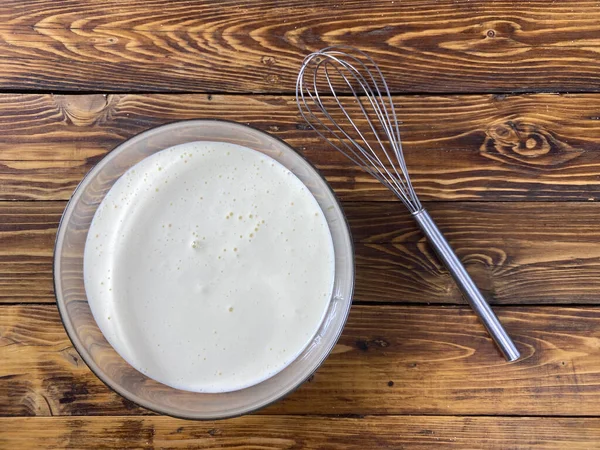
[54,119,354,419]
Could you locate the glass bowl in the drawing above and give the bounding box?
[53,119,355,419]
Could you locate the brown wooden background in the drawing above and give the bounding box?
[3,0,600,448]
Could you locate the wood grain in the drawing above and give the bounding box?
[0,202,58,304]
[2,304,600,417]
[3,1,600,93]
[2,1,600,446]
[1,93,600,201]
[2,416,600,449]
[349,201,600,304]
[4,201,600,305]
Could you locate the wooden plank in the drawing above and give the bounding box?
[2,304,600,416]
[1,93,600,201]
[0,202,60,303]
[2,1,600,92]
[3,201,600,305]
[350,202,600,304]
[2,416,600,449]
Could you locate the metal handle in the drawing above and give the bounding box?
[413,209,520,362]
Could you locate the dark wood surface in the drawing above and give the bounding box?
[2,1,600,448]
[4,200,600,305]
[4,304,600,417]
[1,93,600,202]
[3,416,600,449]
[3,1,600,93]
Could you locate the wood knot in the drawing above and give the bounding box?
[265,73,280,84]
[54,94,118,126]
[261,55,277,66]
[482,20,519,37]
[356,339,369,351]
[372,338,389,347]
[355,337,390,351]
[59,347,80,367]
[430,20,521,54]
[481,121,584,168]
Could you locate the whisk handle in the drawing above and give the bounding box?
[413,209,521,362]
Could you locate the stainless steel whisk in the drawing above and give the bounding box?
[296,46,520,362]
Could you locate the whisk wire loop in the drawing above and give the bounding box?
[323,60,410,197]
[296,46,422,212]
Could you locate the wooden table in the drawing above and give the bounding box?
[3,1,600,448]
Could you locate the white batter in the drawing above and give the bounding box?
[84,141,335,393]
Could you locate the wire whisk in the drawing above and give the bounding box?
[296,46,520,362]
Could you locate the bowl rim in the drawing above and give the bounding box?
[53,118,355,419]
